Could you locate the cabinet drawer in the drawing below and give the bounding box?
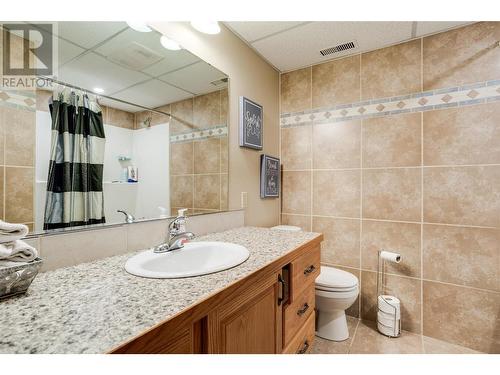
[282,312,315,354]
[290,246,320,301]
[283,286,315,347]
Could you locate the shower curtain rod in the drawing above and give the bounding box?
[37,76,172,118]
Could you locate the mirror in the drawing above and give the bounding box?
[0,22,229,234]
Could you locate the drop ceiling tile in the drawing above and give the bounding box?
[98,97,144,113]
[54,21,127,49]
[225,21,305,42]
[58,52,149,94]
[251,21,413,71]
[159,61,227,95]
[55,38,85,68]
[415,21,472,37]
[113,79,193,109]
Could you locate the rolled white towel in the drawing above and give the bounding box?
[0,240,38,262]
[0,220,29,243]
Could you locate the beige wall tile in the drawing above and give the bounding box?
[281,125,312,170]
[220,173,228,211]
[361,220,421,278]
[0,167,4,220]
[194,138,220,174]
[3,106,35,166]
[312,55,361,108]
[36,89,52,112]
[282,171,311,215]
[423,224,499,291]
[422,281,500,353]
[171,98,194,135]
[423,22,500,90]
[312,120,361,169]
[170,141,194,175]
[423,102,500,166]
[349,320,423,353]
[361,271,422,333]
[313,216,360,268]
[362,112,421,168]
[220,88,228,125]
[361,39,421,100]
[106,107,134,129]
[170,175,193,208]
[423,166,500,227]
[280,67,312,113]
[363,168,421,222]
[40,226,128,272]
[313,170,360,217]
[220,136,228,173]
[194,91,221,129]
[5,167,33,223]
[194,174,220,210]
[280,214,311,231]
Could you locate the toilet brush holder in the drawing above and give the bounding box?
[376,250,402,338]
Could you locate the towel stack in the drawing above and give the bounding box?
[0,221,38,262]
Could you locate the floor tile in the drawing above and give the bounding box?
[423,336,482,354]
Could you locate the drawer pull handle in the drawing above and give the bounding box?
[297,303,309,316]
[303,265,316,275]
[297,340,309,354]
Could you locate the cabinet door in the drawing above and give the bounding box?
[217,277,282,353]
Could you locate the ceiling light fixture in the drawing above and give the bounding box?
[93,87,104,94]
[126,21,152,33]
[160,35,181,51]
[190,21,221,35]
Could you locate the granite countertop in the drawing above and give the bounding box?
[0,227,321,354]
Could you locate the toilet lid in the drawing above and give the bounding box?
[315,266,358,290]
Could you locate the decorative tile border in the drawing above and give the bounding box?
[0,88,36,111]
[280,80,500,127]
[170,125,228,143]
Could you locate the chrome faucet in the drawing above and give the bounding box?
[117,210,135,224]
[153,209,195,253]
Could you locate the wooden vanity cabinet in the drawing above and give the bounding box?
[110,238,322,354]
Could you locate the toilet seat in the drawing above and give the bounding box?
[315,266,358,293]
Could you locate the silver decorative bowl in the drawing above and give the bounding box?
[0,258,43,300]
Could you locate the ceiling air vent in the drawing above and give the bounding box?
[320,41,357,56]
[210,77,229,87]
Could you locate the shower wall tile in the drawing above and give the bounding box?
[170,141,194,175]
[170,175,193,209]
[423,166,500,227]
[194,90,221,129]
[312,216,360,268]
[281,124,312,170]
[220,88,228,125]
[312,120,361,169]
[281,214,311,232]
[4,167,34,224]
[423,102,500,166]
[36,89,52,112]
[361,270,422,334]
[194,174,220,210]
[106,107,135,129]
[312,54,360,108]
[220,136,228,173]
[423,22,500,91]
[362,168,421,222]
[361,39,422,100]
[423,224,500,291]
[220,173,228,211]
[3,106,35,167]
[362,112,421,168]
[194,138,220,174]
[361,220,421,278]
[280,67,312,113]
[313,170,360,218]
[422,281,500,353]
[282,171,311,215]
[170,98,194,135]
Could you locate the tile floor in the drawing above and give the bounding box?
[311,317,482,354]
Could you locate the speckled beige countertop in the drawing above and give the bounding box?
[0,227,321,354]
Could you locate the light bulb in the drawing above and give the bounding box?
[160,35,181,51]
[93,87,104,94]
[126,21,152,33]
[190,21,221,35]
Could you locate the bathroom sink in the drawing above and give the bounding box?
[124,241,250,279]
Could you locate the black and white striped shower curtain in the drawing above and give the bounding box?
[43,90,106,230]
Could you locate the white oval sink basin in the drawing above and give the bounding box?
[125,241,250,279]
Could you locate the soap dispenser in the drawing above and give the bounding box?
[177,208,188,232]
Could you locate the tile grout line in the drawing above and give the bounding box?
[347,318,361,354]
[358,52,363,319]
[282,163,500,172]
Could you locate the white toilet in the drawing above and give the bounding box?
[315,266,359,341]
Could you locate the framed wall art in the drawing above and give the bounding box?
[260,154,280,198]
[239,96,263,150]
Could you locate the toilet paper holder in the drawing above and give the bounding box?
[376,250,402,338]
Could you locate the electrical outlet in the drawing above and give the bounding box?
[240,192,248,208]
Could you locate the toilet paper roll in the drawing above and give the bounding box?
[378,295,401,319]
[379,250,401,263]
